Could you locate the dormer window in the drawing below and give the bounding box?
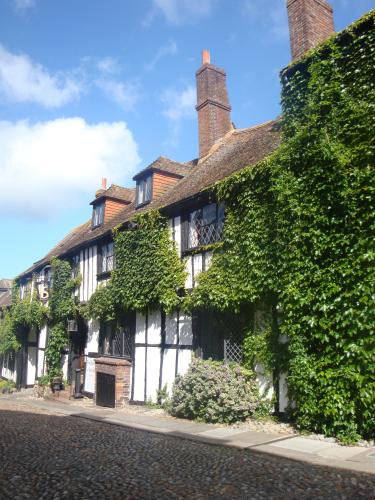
[92,202,104,228]
[136,175,152,207]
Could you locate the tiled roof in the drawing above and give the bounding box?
[18,119,281,278]
[0,279,12,291]
[92,184,135,204]
[133,156,192,180]
[0,290,12,308]
[0,279,12,309]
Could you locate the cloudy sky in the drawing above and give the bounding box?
[0,0,373,278]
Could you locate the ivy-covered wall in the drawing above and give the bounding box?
[88,210,186,320]
[189,11,375,440]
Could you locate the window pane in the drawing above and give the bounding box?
[202,204,217,226]
[137,181,144,204]
[145,176,152,202]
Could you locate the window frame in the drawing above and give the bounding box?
[184,202,225,252]
[92,202,104,228]
[136,175,152,207]
[97,241,115,276]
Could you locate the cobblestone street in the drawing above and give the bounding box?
[0,399,374,499]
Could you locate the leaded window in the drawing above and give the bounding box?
[136,175,152,206]
[98,242,115,275]
[187,202,224,250]
[99,322,133,358]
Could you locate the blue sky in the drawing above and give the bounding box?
[0,0,373,278]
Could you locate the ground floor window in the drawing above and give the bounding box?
[99,318,135,359]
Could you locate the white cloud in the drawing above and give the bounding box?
[0,44,81,107]
[97,56,121,75]
[13,0,35,11]
[162,85,195,121]
[145,40,178,72]
[0,118,141,219]
[242,0,288,41]
[96,79,139,111]
[161,84,196,149]
[146,0,216,25]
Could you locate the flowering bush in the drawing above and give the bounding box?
[169,358,262,424]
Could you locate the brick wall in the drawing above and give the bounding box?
[95,357,131,407]
[104,199,130,223]
[287,0,334,60]
[196,63,232,158]
[153,172,181,198]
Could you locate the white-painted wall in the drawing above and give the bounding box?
[133,346,146,401]
[79,245,97,302]
[177,349,192,376]
[27,347,37,386]
[85,319,100,354]
[146,347,161,402]
[84,357,96,394]
[279,372,289,412]
[132,310,194,403]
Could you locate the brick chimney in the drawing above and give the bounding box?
[196,50,232,158]
[287,0,334,60]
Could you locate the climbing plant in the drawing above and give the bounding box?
[45,257,80,379]
[189,11,375,440]
[0,283,47,354]
[88,210,186,320]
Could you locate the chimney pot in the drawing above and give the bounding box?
[101,177,107,190]
[202,49,210,65]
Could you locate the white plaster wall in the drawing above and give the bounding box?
[279,372,289,412]
[146,347,161,402]
[177,349,192,376]
[193,253,203,286]
[179,314,193,345]
[161,348,177,395]
[147,310,161,344]
[205,251,213,270]
[39,324,48,349]
[165,312,178,344]
[174,216,181,257]
[85,319,100,354]
[37,350,45,378]
[185,255,193,289]
[135,312,146,344]
[255,363,274,401]
[27,347,37,386]
[84,357,96,394]
[133,346,145,401]
[79,246,97,302]
[62,355,69,380]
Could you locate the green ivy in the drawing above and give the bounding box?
[45,257,80,379]
[88,210,186,320]
[0,284,47,354]
[189,10,375,440]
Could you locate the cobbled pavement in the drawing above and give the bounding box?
[0,399,374,499]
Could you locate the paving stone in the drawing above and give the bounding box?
[0,398,374,499]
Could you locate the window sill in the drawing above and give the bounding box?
[135,200,151,209]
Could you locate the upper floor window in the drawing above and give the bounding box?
[98,242,115,275]
[136,175,152,207]
[187,202,225,251]
[92,202,104,228]
[71,255,80,278]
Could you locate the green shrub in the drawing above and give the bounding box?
[169,358,262,424]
